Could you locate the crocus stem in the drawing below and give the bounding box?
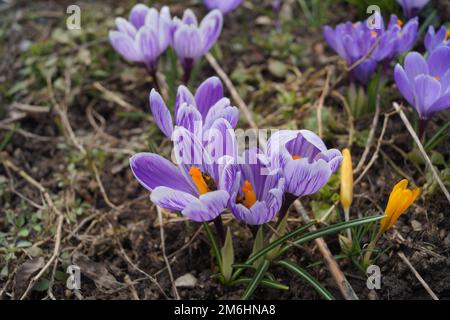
[344,207,352,241]
[182,59,194,84]
[213,215,225,246]
[418,118,427,143]
[363,231,381,267]
[147,66,161,92]
[276,193,298,228]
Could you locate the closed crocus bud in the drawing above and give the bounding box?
[380,179,420,233]
[340,148,353,210]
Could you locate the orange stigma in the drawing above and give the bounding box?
[241,180,257,209]
[434,75,440,81]
[292,155,302,160]
[189,166,209,195]
[370,31,378,37]
[397,19,404,27]
[445,30,450,41]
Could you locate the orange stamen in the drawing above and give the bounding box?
[241,180,256,209]
[292,155,302,160]
[370,31,378,37]
[397,19,404,27]
[189,166,209,195]
[434,76,440,81]
[445,30,450,41]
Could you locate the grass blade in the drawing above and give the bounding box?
[203,222,222,273]
[280,214,384,255]
[235,277,289,291]
[277,260,334,300]
[241,259,270,300]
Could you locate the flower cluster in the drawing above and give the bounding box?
[109,4,223,79]
[204,0,243,15]
[323,13,418,84]
[131,78,343,225]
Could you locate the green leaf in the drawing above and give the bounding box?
[241,259,270,300]
[277,260,334,300]
[33,278,50,292]
[251,226,265,267]
[266,213,289,261]
[18,228,29,238]
[203,223,222,273]
[425,119,450,151]
[234,277,289,291]
[280,214,385,254]
[220,228,234,283]
[232,221,315,281]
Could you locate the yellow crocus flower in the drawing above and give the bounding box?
[340,148,353,210]
[380,179,420,233]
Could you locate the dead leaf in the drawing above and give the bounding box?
[73,252,121,291]
[13,257,45,298]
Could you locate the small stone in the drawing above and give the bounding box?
[175,273,197,288]
[411,220,422,232]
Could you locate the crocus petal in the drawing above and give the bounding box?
[149,89,173,138]
[182,190,228,222]
[136,27,159,67]
[404,52,429,83]
[109,31,142,62]
[176,103,203,135]
[173,25,203,61]
[199,9,223,52]
[427,46,450,79]
[394,64,415,106]
[182,9,198,26]
[130,153,195,193]
[174,85,196,120]
[115,17,137,38]
[151,186,197,211]
[429,92,450,114]
[284,158,332,197]
[194,76,224,120]
[129,3,149,28]
[413,74,441,118]
[204,98,238,130]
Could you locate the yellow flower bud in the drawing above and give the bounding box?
[340,148,353,210]
[380,179,420,233]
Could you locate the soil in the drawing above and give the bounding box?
[0,0,449,300]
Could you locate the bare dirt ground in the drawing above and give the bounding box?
[1,0,449,300]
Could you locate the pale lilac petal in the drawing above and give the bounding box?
[199,9,223,52]
[149,89,173,138]
[429,92,450,114]
[173,25,203,61]
[176,103,203,135]
[129,3,149,28]
[204,118,237,162]
[182,190,228,222]
[394,64,415,106]
[136,27,159,66]
[115,18,137,38]
[404,52,429,83]
[284,158,332,197]
[315,149,343,173]
[151,186,197,211]
[427,46,450,79]
[413,75,441,119]
[129,153,194,193]
[195,77,224,120]
[204,98,238,130]
[109,31,142,62]
[182,9,198,26]
[174,85,196,119]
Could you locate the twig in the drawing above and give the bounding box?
[393,102,450,204]
[294,201,359,300]
[397,252,439,300]
[347,37,382,72]
[354,96,380,173]
[157,206,180,300]
[331,90,355,147]
[316,67,332,138]
[205,53,258,132]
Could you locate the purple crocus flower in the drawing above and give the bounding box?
[425,26,450,53]
[171,9,223,81]
[396,0,430,19]
[204,0,243,15]
[109,4,171,73]
[149,77,238,139]
[323,14,418,84]
[229,148,284,225]
[394,47,450,119]
[130,121,237,222]
[267,130,343,198]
